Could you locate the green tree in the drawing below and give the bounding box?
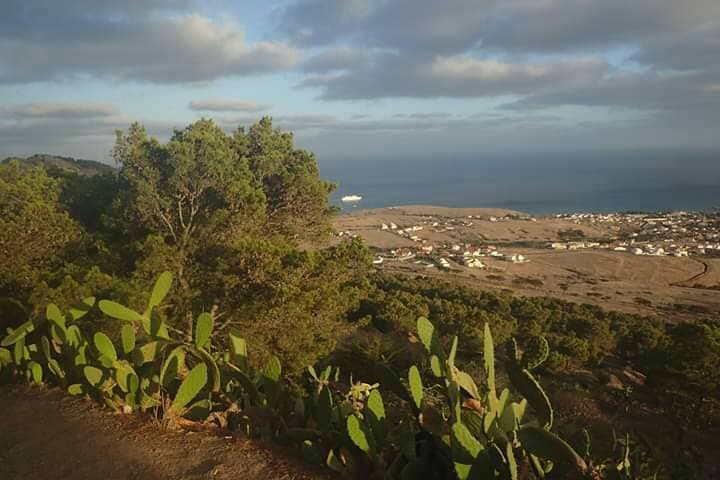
[197,237,372,374]
[643,320,720,427]
[112,119,266,331]
[0,162,83,308]
[232,117,336,240]
[111,117,370,367]
[57,172,120,234]
[113,119,265,264]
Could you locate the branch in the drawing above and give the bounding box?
[154,195,177,243]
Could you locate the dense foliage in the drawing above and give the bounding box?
[0,274,654,479]
[0,163,84,302]
[0,118,366,375]
[356,274,720,431]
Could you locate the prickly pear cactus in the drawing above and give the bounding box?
[0,275,621,480]
[519,425,587,473]
[521,336,549,370]
[506,337,554,428]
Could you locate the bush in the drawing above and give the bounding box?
[0,273,660,479]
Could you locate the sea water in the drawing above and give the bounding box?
[320,148,720,214]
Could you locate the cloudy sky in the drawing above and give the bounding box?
[1,0,719,162]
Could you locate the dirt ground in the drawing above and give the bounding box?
[0,386,328,480]
[334,205,610,248]
[336,207,720,320]
[681,258,720,288]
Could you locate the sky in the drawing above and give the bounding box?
[1,0,719,163]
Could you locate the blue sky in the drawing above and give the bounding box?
[1,0,719,162]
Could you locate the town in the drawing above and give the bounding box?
[337,209,720,271]
[555,210,720,257]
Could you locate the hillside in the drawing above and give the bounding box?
[1,154,114,176]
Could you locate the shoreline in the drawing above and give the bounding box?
[334,203,717,217]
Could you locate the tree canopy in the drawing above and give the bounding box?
[113,117,335,251]
[0,162,83,299]
[1,118,367,372]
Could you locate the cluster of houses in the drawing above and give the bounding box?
[364,213,542,270]
[488,214,536,223]
[549,241,601,250]
[380,212,536,240]
[554,210,720,258]
[629,244,688,257]
[336,230,359,239]
[382,241,530,270]
[350,210,720,271]
[380,222,427,242]
[549,237,705,257]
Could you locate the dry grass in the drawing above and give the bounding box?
[339,206,720,320]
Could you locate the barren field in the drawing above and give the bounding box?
[335,206,720,320]
[336,206,612,247]
[678,258,720,289]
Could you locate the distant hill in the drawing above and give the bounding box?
[1,154,115,176]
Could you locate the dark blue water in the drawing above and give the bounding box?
[319,149,720,214]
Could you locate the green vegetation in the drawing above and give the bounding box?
[558,229,586,242]
[0,275,656,478]
[512,276,545,288]
[357,274,720,432]
[1,154,115,176]
[1,118,719,477]
[1,118,368,376]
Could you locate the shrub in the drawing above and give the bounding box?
[0,273,659,478]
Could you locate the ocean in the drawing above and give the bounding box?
[319,149,720,215]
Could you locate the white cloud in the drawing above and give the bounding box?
[278,0,720,55]
[428,57,605,84]
[281,0,720,126]
[9,102,118,118]
[1,100,183,161]
[300,47,369,72]
[218,113,338,131]
[0,14,300,84]
[189,99,272,113]
[299,52,608,99]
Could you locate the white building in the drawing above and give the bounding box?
[392,248,415,261]
[511,254,529,264]
[465,258,486,269]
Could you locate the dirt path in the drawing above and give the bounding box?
[0,386,328,480]
[670,258,710,287]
